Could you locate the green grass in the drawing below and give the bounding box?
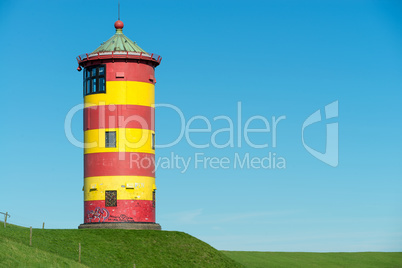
[2,222,401,268]
[0,222,242,267]
[0,237,88,267]
[222,251,402,268]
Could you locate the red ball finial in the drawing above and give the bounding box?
[114,20,124,29]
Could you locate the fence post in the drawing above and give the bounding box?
[79,243,81,263]
[29,227,32,246]
[42,222,45,230]
[4,212,7,228]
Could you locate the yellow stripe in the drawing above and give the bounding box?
[84,176,155,201]
[84,128,154,154]
[84,81,154,108]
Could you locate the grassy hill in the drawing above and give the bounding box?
[1,222,401,267]
[222,251,402,268]
[0,222,242,267]
[0,236,88,267]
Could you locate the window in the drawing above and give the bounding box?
[105,191,117,207]
[105,131,116,148]
[152,133,155,150]
[84,65,106,95]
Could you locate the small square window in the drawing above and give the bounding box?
[105,190,117,207]
[105,131,116,148]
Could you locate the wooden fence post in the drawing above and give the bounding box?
[79,243,81,263]
[3,212,7,228]
[29,227,32,246]
[42,222,45,230]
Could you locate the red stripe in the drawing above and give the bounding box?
[84,200,155,223]
[84,105,154,131]
[85,152,155,178]
[105,61,155,83]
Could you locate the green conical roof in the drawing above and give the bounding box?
[92,21,147,53]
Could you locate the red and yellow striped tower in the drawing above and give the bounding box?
[77,20,161,230]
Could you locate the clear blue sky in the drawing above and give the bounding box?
[0,0,401,252]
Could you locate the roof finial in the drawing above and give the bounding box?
[115,0,124,32]
[115,20,124,30]
[114,0,124,33]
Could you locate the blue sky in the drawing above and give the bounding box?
[0,0,401,252]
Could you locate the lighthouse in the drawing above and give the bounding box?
[77,20,161,230]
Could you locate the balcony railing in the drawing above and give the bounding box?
[77,51,162,64]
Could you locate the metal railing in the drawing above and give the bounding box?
[76,51,162,64]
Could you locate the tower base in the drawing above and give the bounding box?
[78,222,161,230]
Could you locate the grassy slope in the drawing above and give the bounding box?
[222,251,402,268]
[0,223,242,268]
[0,237,88,268]
[2,222,401,268]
